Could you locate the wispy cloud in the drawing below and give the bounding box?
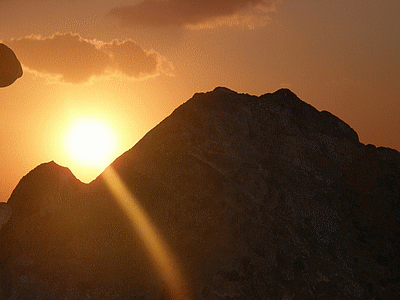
[107,0,278,29]
[7,33,172,84]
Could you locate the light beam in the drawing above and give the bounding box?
[102,167,190,300]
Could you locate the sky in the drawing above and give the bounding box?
[0,0,399,202]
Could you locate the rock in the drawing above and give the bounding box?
[0,43,23,87]
[1,87,399,299]
[0,203,12,230]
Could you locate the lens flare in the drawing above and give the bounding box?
[102,167,190,300]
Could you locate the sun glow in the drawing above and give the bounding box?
[64,118,117,168]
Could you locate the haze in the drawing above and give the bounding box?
[1,0,399,202]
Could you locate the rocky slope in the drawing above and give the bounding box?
[1,87,399,299]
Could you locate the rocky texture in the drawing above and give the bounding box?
[1,87,399,299]
[0,203,12,230]
[0,43,23,88]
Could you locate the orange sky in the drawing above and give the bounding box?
[1,0,399,202]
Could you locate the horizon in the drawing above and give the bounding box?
[1,0,400,202]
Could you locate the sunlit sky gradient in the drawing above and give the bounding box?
[1,0,399,202]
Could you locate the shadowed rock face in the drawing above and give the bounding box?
[0,43,23,88]
[1,87,399,299]
[0,204,12,230]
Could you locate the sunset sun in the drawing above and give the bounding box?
[64,118,117,168]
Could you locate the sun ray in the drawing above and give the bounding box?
[102,167,191,300]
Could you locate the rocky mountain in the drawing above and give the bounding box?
[1,87,399,299]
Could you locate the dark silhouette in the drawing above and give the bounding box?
[1,87,399,299]
[0,43,23,87]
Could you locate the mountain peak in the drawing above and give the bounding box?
[7,161,83,217]
[212,86,237,94]
[272,87,297,96]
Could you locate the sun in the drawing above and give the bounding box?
[64,118,117,168]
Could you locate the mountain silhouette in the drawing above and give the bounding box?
[1,87,399,299]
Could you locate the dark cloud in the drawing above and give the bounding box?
[7,33,172,84]
[107,0,277,29]
[0,43,23,87]
[103,39,160,78]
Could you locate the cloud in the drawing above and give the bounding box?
[0,43,23,87]
[6,33,172,84]
[107,0,278,29]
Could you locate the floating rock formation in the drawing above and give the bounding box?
[1,87,399,299]
[0,43,23,87]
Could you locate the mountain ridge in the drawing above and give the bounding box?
[1,87,399,299]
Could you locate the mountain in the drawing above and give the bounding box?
[1,87,399,299]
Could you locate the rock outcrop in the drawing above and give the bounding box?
[0,43,23,88]
[1,87,399,299]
